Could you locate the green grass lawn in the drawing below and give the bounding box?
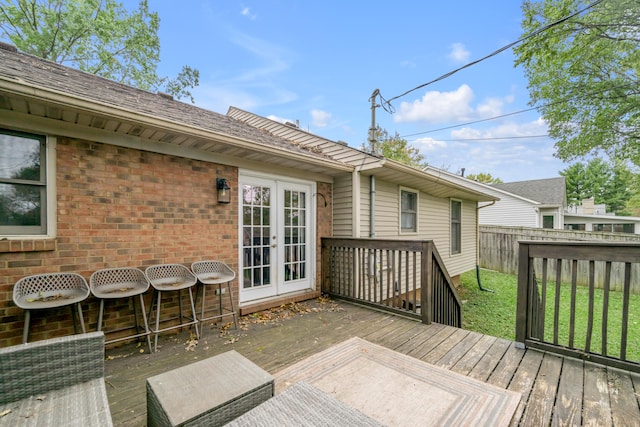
[459,268,640,362]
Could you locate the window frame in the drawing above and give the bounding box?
[399,187,418,234]
[0,128,55,238]
[450,199,462,255]
[542,215,555,229]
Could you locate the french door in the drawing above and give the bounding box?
[239,173,314,303]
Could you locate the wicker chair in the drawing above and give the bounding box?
[145,264,199,352]
[0,332,112,426]
[191,260,239,331]
[13,272,90,343]
[90,267,152,353]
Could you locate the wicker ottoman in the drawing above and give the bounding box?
[146,350,274,426]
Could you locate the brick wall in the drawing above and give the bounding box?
[316,181,333,284]
[0,137,239,347]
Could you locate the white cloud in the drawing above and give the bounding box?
[415,137,447,151]
[394,84,475,123]
[394,85,517,124]
[310,109,332,127]
[241,7,256,20]
[448,42,470,63]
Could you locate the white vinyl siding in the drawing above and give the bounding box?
[333,175,354,237]
[357,177,477,277]
[479,192,539,227]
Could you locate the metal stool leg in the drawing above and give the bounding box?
[227,281,238,329]
[22,310,31,344]
[187,287,199,339]
[154,291,162,352]
[138,293,152,354]
[77,303,86,333]
[97,299,105,331]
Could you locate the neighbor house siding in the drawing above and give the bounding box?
[479,193,537,227]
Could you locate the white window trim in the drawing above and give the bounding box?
[399,186,419,234]
[0,132,56,239]
[450,198,462,255]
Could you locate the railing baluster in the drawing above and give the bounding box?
[569,259,578,349]
[621,262,631,361]
[602,261,611,356]
[540,258,548,340]
[554,258,562,345]
[585,260,595,353]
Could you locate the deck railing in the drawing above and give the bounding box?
[321,238,462,327]
[516,241,640,373]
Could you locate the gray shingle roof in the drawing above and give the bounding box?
[493,177,566,206]
[0,47,334,162]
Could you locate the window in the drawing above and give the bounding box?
[450,200,462,254]
[0,129,47,235]
[542,215,554,229]
[400,189,417,233]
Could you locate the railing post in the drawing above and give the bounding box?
[515,241,530,347]
[421,241,432,324]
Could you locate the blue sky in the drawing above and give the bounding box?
[140,1,571,183]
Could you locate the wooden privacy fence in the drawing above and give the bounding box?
[516,241,640,373]
[321,238,461,328]
[481,225,640,293]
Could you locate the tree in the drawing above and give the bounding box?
[514,0,640,165]
[0,0,199,102]
[560,158,632,214]
[362,125,428,169]
[465,172,503,184]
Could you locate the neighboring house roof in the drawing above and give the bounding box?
[0,45,352,177]
[493,177,567,207]
[228,107,498,202]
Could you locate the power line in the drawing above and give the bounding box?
[400,81,636,139]
[418,134,549,143]
[380,0,605,112]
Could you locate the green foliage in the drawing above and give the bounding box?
[625,170,640,216]
[514,0,640,165]
[465,172,503,184]
[560,158,632,213]
[0,0,199,102]
[362,125,428,169]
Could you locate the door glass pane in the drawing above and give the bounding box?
[283,190,307,283]
[242,184,271,289]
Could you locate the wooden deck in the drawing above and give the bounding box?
[104,298,640,426]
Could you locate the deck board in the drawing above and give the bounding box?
[103,299,640,426]
[521,353,563,426]
[552,357,584,426]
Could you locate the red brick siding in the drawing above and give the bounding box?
[0,137,335,347]
[1,138,238,347]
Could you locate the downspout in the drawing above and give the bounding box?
[476,201,496,292]
[370,175,376,238]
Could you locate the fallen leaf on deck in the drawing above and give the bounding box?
[0,409,11,417]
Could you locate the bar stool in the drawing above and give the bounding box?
[13,272,90,343]
[191,260,239,330]
[145,264,199,352]
[90,267,152,353]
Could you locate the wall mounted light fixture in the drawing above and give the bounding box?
[216,178,231,204]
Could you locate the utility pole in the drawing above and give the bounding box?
[368,89,380,154]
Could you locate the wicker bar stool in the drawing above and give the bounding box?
[13,272,90,343]
[145,264,199,352]
[90,267,152,353]
[191,260,239,330]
